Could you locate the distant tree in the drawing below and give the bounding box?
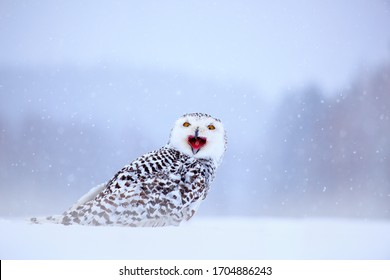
[328,63,390,203]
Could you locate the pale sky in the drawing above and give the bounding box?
[1,0,390,98]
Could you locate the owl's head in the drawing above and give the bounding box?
[168,113,227,166]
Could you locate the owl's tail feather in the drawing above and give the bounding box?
[29,182,107,225]
[30,215,64,225]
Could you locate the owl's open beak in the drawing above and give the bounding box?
[188,135,207,154]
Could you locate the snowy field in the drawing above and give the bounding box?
[1,217,390,260]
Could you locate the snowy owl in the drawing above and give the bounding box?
[31,113,227,227]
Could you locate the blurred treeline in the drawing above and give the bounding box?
[261,63,390,218]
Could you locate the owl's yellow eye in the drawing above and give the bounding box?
[183,122,191,127]
[208,124,215,130]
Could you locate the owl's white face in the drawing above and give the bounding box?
[168,113,227,166]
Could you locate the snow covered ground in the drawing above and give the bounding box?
[1,217,389,260]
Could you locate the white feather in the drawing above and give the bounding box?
[68,183,106,211]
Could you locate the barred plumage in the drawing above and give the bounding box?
[31,113,227,227]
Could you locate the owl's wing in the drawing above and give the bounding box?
[69,147,175,207]
[102,147,180,194]
[57,148,180,224]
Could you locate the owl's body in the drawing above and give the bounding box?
[31,113,226,227]
[54,147,215,227]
